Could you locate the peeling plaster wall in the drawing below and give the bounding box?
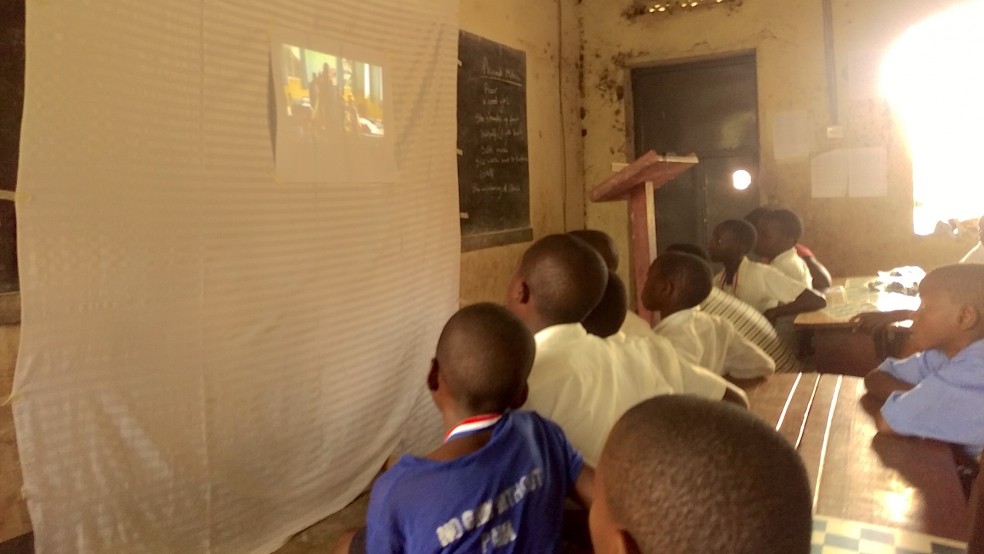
[580,0,974,284]
[458,0,584,305]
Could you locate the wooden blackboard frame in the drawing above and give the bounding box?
[456,31,531,252]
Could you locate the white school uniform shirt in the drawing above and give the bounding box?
[651,307,775,379]
[700,288,802,373]
[769,246,813,289]
[714,257,807,313]
[523,323,740,465]
[619,310,655,337]
[960,242,984,264]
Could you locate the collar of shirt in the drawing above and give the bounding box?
[952,337,984,362]
[652,308,698,333]
[533,323,588,350]
[771,247,800,266]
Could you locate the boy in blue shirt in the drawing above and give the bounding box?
[335,303,593,554]
[864,264,984,457]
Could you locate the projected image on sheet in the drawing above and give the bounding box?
[273,38,392,183]
[280,45,385,139]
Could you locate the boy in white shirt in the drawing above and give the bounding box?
[642,251,775,379]
[667,243,804,373]
[581,272,628,338]
[708,219,826,323]
[754,208,813,289]
[568,229,653,336]
[506,234,748,464]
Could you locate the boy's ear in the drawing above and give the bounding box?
[427,358,439,392]
[518,281,531,305]
[661,278,676,299]
[957,304,980,330]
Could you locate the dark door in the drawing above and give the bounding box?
[632,54,760,255]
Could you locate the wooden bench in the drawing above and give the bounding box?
[740,373,970,541]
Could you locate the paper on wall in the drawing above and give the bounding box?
[772,110,812,162]
[811,149,849,198]
[848,146,888,197]
[810,147,888,198]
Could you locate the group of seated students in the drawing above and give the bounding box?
[332,208,984,553]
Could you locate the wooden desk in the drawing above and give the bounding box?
[742,373,971,541]
[793,278,920,375]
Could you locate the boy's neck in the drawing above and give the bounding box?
[941,331,984,358]
[722,256,744,278]
[657,303,691,320]
[426,407,503,462]
[777,241,797,255]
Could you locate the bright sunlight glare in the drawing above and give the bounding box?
[880,1,984,235]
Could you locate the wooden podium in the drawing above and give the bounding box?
[589,151,698,324]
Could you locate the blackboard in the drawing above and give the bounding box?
[457,31,531,252]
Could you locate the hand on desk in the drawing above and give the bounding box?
[863,368,915,402]
[850,309,914,333]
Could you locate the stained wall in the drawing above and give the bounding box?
[458,0,584,305]
[580,0,974,290]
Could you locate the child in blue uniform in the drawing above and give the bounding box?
[864,264,984,457]
[335,302,593,554]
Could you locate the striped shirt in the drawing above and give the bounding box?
[700,288,802,373]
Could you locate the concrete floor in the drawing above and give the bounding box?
[272,493,370,554]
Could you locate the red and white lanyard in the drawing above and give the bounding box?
[443,413,503,443]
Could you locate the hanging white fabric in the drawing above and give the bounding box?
[14,1,457,552]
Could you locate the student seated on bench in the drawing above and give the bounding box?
[708,219,826,324]
[506,234,747,464]
[334,303,593,554]
[568,229,654,337]
[864,264,984,458]
[643,251,775,379]
[666,243,804,373]
[588,395,812,554]
[746,207,832,290]
[581,271,629,339]
[853,215,984,332]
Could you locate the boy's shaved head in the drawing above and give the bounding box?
[569,229,619,271]
[761,208,804,241]
[716,219,758,254]
[514,234,608,327]
[744,206,772,226]
[923,264,984,314]
[594,396,812,554]
[582,273,628,338]
[435,303,535,414]
[650,252,713,309]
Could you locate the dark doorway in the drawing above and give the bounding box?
[632,53,760,255]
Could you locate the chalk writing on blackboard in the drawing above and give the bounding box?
[457,31,531,252]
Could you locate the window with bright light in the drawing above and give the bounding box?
[880,1,984,235]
